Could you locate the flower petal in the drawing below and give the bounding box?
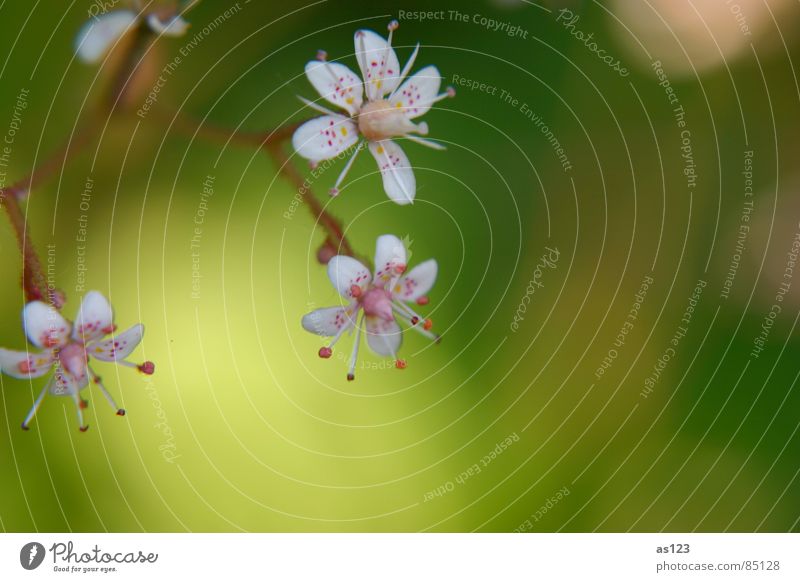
[0,349,54,379]
[74,10,138,64]
[88,324,144,362]
[146,14,190,37]
[292,115,359,162]
[73,291,115,343]
[368,140,415,205]
[305,60,364,116]
[354,29,401,101]
[327,256,372,299]
[390,65,442,119]
[24,302,71,349]
[394,259,438,301]
[373,234,407,283]
[365,317,402,357]
[301,305,357,337]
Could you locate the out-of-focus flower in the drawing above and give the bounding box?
[75,4,189,64]
[292,21,455,205]
[609,0,797,76]
[0,291,154,431]
[302,234,439,380]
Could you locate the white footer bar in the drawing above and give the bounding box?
[1,533,797,581]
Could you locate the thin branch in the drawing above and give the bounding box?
[265,141,357,260]
[160,109,360,261]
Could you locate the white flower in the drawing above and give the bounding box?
[0,291,154,432]
[75,7,189,64]
[302,234,439,380]
[292,21,455,205]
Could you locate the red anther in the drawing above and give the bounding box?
[316,49,328,61]
[79,399,89,410]
[21,423,29,431]
[411,316,419,325]
[43,335,60,348]
[102,324,117,335]
[347,373,355,381]
[329,187,340,197]
[116,409,126,417]
[18,360,32,374]
[79,425,89,433]
[395,359,407,369]
[416,296,429,306]
[350,285,363,298]
[138,361,155,375]
[446,86,456,98]
[388,20,399,31]
[394,264,406,274]
[423,319,433,331]
[319,347,333,359]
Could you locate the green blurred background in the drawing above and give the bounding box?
[0,0,798,532]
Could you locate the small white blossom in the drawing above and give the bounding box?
[0,291,154,431]
[75,6,189,64]
[302,235,439,380]
[292,21,455,205]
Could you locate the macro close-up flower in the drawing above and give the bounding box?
[0,291,154,431]
[292,21,455,205]
[302,234,439,379]
[74,1,189,64]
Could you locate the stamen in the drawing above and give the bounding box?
[395,359,407,369]
[392,299,425,324]
[389,43,420,101]
[347,313,364,381]
[297,95,341,118]
[411,316,419,325]
[319,347,332,358]
[404,135,446,151]
[331,142,364,195]
[21,382,49,430]
[138,361,155,375]
[416,296,429,305]
[392,306,439,342]
[423,319,433,331]
[376,21,399,92]
[350,285,363,298]
[90,367,125,416]
[415,89,455,111]
[71,393,88,432]
[316,49,328,61]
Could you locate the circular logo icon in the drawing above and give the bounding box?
[20,542,46,570]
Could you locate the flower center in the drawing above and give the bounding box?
[58,342,88,382]
[357,99,427,142]
[360,287,394,321]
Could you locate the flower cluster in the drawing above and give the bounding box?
[302,235,438,380]
[292,21,455,204]
[0,292,153,431]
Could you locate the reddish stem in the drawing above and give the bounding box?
[0,193,50,303]
[264,142,357,260]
